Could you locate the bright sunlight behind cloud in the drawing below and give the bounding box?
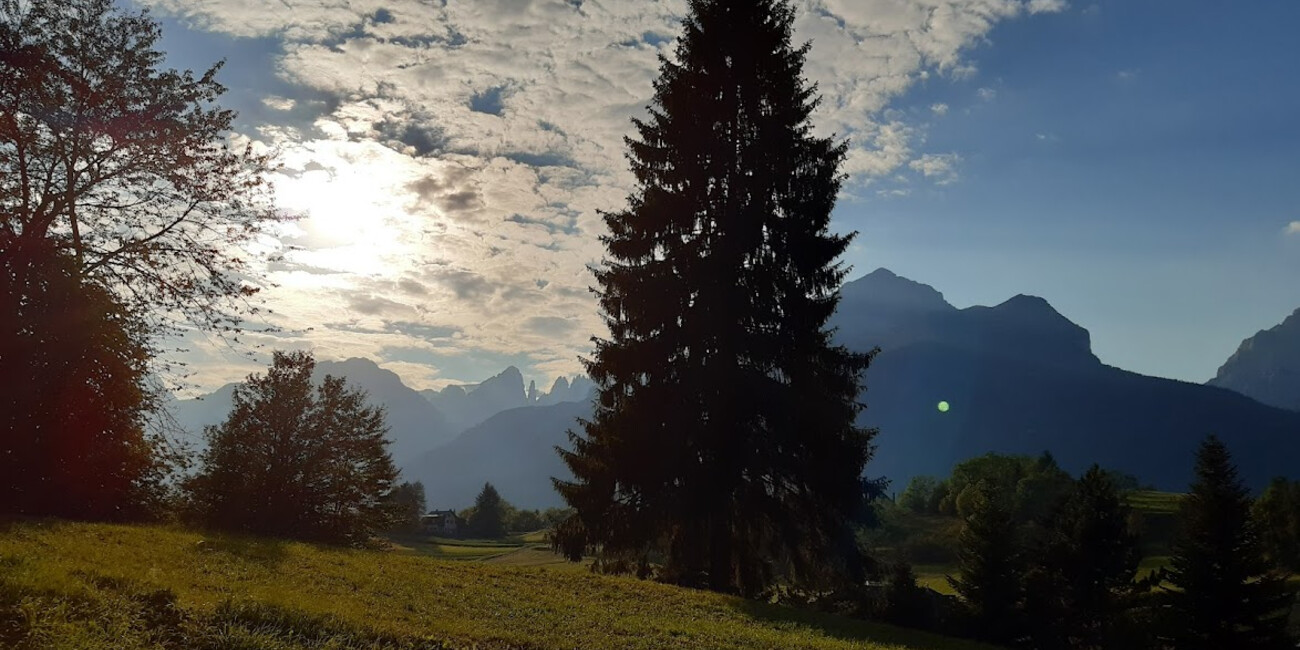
[139,0,1066,392]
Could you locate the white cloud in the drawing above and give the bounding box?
[908,153,963,185]
[1028,0,1068,14]
[977,86,998,101]
[1286,221,1300,236]
[1117,68,1139,81]
[139,0,1066,391]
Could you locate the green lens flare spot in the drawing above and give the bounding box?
[937,401,950,413]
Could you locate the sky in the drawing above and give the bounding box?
[128,0,1300,393]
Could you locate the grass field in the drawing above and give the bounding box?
[1125,490,1183,515]
[0,519,997,650]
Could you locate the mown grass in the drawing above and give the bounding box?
[0,519,997,650]
[1125,490,1183,515]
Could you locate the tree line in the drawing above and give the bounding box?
[876,437,1296,649]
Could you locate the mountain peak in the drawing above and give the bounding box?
[839,268,954,314]
[1209,307,1300,411]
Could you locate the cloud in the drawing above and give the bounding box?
[909,153,963,185]
[977,87,998,102]
[140,0,1066,391]
[1028,0,1068,13]
[1286,221,1300,236]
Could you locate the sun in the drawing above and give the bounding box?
[273,143,422,278]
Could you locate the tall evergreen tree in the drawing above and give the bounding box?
[468,483,507,539]
[1161,436,1293,650]
[554,0,874,596]
[948,482,1023,645]
[1023,465,1144,650]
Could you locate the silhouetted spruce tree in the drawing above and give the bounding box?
[188,351,398,546]
[882,560,935,630]
[553,0,874,597]
[1023,465,1144,650]
[1161,436,1293,650]
[948,482,1024,644]
[468,483,507,539]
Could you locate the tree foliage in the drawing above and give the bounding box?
[0,0,286,358]
[386,481,426,533]
[188,351,399,546]
[1161,436,1293,650]
[0,241,163,519]
[1023,465,1145,650]
[554,0,874,597]
[1252,477,1300,574]
[897,476,941,514]
[937,452,1073,523]
[947,481,1023,645]
[467,483,507,539]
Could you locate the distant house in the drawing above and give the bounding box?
[420,510,462,535]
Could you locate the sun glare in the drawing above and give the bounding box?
[274,144,423,279]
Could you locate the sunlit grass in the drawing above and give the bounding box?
[1126,491,1184,515]
[0,519,997,650]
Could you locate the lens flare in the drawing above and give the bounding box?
[937,401,950,413]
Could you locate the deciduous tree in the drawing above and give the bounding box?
[0,0,286,356]
[189,351,398,546]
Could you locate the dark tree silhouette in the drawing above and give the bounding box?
[553,0,874,597]
[882,560,936,631]
[1253,477,1300,574]
[948,482,1024,644]
[188,351,399,546]
[468,483,507,539]
[0,0,286,519]
[0,241,162,519]
[1023,465,1144,650]
[1161,436,1293,650]
[386,481,427,533]
[0,0,286,358]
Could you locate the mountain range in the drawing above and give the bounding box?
[167,359,593,471]
[410,269,1300,509]
[1208,307,1300,412]
[171,269,1300,510]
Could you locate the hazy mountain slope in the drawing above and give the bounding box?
[404,269,1300,508]
[1209,308,1300,411]
[167,358,452,469]
[860,342,1300,491]
[408,401,589,510]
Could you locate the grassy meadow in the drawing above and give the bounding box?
[0,519,997,650]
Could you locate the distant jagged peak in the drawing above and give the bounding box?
[550,376,570,393]
[466,365,526,401]
[839,267,955,313]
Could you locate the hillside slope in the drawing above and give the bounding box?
[0,520,993,650]
[408,401,587,509]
